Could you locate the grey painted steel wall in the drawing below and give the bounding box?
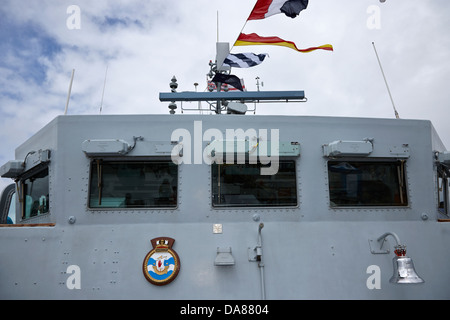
[0,114,449,299]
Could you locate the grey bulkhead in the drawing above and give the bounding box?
[0,113,449,299]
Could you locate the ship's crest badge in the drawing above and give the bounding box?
[142,237,180,286]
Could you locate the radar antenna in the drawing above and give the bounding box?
[161,42,307,115]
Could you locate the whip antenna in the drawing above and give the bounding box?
[372,42,399,119]
[64,69,75,115]
[100,65,108,114]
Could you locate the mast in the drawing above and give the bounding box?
[161,42,306,114]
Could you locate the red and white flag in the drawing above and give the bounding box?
[247,0,308,20]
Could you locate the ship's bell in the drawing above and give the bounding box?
[389,246,424,284]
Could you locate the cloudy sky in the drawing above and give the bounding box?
[1,0,449,191]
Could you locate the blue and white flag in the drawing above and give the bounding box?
[223,53,268,68]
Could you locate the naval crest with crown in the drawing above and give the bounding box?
[142,237,180,286]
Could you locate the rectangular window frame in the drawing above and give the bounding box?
[88,158,178,210]
[211,159,298,208]
[437,164,449,216]
[327,159,409,208]
[19,164,50,220]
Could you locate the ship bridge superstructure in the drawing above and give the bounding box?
[0,110,449,299]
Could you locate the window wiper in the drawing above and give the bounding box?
[97,160,103,206]
[397,160,405,205]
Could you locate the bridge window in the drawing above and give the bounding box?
[437,165,449,215]
[89,160,177,209]
[21,166,49,219]
[211,160,297,207]
[328,160,408,207]
[0,184,16,224]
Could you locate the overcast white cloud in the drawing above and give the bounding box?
[1,0,449,191]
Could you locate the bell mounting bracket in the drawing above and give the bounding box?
[368,238,390,254]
